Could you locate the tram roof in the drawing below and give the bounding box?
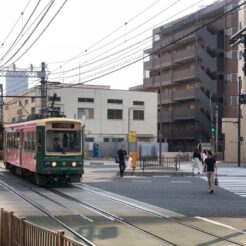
[5,117,85,128]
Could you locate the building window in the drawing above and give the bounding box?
[112,138,124,142]
[107,109,122,119]
[24,99,28,105]
[31,97,35,103]
[107,99,123,104]
[224,96,237,105]
[104,138,110,142]
[133,110,144,120]
[86,137,94,142]
[31,107,35,114]
[5,105,8,110]
[78,97,94,103]
[48,96,61,101]
[133,101,144,106]
[78,108,94,119]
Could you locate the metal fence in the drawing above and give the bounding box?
[0,208,85,246]
[139,156,180,171]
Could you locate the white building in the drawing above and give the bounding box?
[4,84,158,144]
[50,84,157,143]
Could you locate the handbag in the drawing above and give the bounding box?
[115,155,119,163]
[214,175,219,186]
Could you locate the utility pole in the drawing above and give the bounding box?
[238,76,242,167]
[0,62,47,117]
[40,62,47,116]
[215,104,219,153]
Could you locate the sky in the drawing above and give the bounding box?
[0,0,216,92]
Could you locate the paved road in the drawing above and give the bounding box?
[84,161,246,232]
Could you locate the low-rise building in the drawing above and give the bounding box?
[4,83,158,157]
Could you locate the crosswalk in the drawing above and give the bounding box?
[201,167,246,198]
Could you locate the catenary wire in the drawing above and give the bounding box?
[52,0,244,89]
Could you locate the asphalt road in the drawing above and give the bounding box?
[84,165,246,218]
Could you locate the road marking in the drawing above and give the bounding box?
[171,181,191,183]
[195,216,242,231]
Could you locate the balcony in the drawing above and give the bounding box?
[144,55,172,70]
[173,88,210,113]
[144,73,172,88]
[173,67,195,82]
[159,110,173,123]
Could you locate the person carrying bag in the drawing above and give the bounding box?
[204,150,217,194]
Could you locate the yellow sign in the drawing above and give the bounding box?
[128,131,136,143]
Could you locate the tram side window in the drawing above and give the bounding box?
[37,131,42,152]
[24,132,36,152]
[24,132,28,150]
[14,132,20,149]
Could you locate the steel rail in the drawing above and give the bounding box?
[0,180,96,246]
[75,183,246,246]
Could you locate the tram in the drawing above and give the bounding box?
[4,117,85,185]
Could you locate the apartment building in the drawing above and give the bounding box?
[4,84,157,145]
[222,1,246,163]
[142,0,239,152]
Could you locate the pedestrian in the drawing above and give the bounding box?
[192,146,201,175]
[117,144,128,177]
[204,150,217,194]
[201,149,207,172]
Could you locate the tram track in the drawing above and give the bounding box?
[1,175,246,245]
[72,183,246,246]
[0,180,95,246]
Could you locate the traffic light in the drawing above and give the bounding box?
[243,63,246,77]
[239,94,246,104]
[242,48,246,77]
[211,127,215,134]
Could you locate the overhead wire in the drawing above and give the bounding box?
[0,0,56,69]
[4,0,68,69]
[48,0,162,67]
[0,0,33,49]
[48,0,204,82]
[52,0,244,89]
[48,0,186,79]
[0,0,42,63]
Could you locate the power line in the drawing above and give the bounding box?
[0,0,33,48]
[5,0,68,69]
[0,0,56,69]
[53,0,244,90]
[0,0,42,63]
[48,0,208,83]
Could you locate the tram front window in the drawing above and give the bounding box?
[46,130,81,153]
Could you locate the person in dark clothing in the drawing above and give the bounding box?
[204,150,217,193]
[117,144,127,177]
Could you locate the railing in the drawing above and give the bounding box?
[139,156,180,171]
[0,208,85,246]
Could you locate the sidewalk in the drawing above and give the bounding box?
[85,159,246,177]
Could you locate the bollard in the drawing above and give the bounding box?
[130,152,137,175]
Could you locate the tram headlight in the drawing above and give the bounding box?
[51,161,57,167]
[72,161,77,167]
[44,162,50,167]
